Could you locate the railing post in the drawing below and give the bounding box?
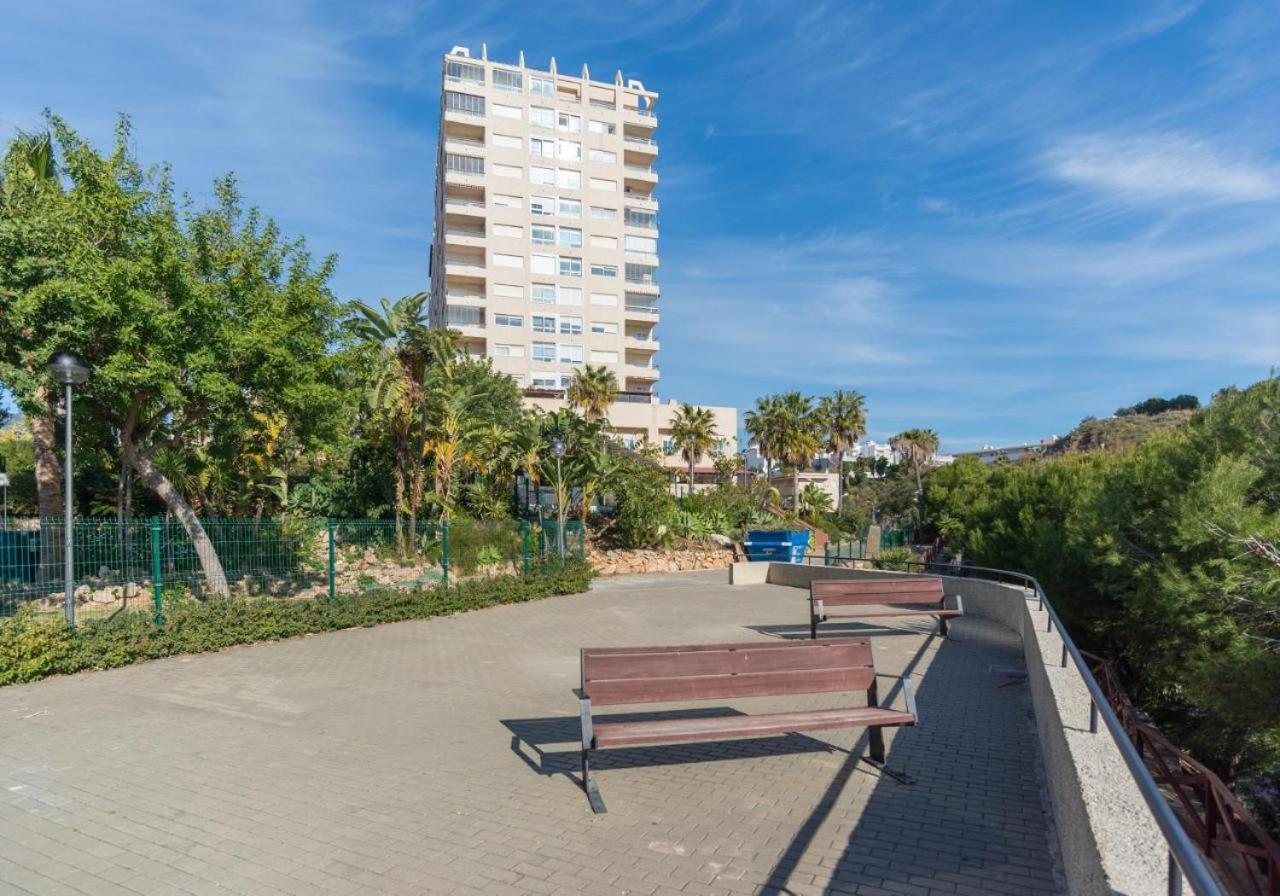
[441,520,450,586]
[1089,699,1099,734]
[1167,851,1182,896]
[149,516,164,625]
[327,518,336,602]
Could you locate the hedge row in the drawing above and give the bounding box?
[0,560,594,686]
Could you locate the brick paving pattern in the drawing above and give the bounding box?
[0,571,1063,894]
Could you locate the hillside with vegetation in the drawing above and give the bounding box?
[926,379,1280,828]
[1045,408,1196,455]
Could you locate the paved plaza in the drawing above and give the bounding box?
[0,571,1063,895]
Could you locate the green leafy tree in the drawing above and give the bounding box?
[798,481,833,517]
[890,428,940,527]
[0,116,345,595]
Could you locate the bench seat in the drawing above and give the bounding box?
[810,577,962,638]
[594,705,917,748]
[576,638,916,812]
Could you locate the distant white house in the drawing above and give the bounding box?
[951,437,1056,465]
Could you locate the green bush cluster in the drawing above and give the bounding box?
[925,378,1280,801]
[0,560,593,687]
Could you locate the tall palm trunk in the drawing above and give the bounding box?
[30,386,63,588]
[833,451,844,516]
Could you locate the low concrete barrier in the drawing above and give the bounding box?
[748,563,1167,896]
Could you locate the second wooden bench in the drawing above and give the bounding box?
[809,576,963,639]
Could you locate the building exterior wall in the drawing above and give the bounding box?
[428,46,660,397]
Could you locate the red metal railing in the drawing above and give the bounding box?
[1085,652,1280,896]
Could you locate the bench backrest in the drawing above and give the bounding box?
[811,577,943,607]
[582,639,875,707]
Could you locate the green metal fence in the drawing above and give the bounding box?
[0,516,584,625]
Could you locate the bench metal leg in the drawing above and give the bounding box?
[865,680,887,763]
[582,749,607,814]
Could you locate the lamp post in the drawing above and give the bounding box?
[48,352,91,630]
[550,438,567,559]
[0,472,9,527]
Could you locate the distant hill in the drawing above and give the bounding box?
[1045,409,1195,456]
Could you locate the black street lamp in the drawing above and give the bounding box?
[550,438,567,559]
[48,351,91,629]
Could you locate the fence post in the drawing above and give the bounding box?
[441,520,450,586]
[520,521,531,575]
[327,518,336,602]
[149,516,164,625]
[577,524,584,559]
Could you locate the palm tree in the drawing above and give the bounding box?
[798,482,833,517]
[566,365,618,423]
[571,439,619,533]
[773,392,821,511]
[669,403,718,496]
[350,292,433,552]
[817,390,866,516]
[890,428,940,527]
[713,451,745,485]
[745,395,784,480]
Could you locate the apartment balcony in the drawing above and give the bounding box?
[445,287,485,305]
[623,165,658,191]
[627,331,660,351]
[624,361,660,380]
[443,305,485,338]
[443,134,486,156]
[624,106,658,129]
[623,300,660,319]
[444,168,485,188]
[444,253,486,283]
[623,134,658,157]
[442,222,486,248]
[624,265,659,293]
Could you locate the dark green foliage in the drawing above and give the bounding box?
[926,379,1280,791]
[0,561,592,686]
[610,454,676,548]
[1047,409,1195,456]
[1116,394,1201,417]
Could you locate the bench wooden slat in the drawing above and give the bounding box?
[583,639,844,656]
[584,641,872,683]
[593,705,916,748]
[823,608,962,619]
[812,578,943,607]
[586,665,875,707]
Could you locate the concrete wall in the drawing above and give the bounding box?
[750,563,1169,896]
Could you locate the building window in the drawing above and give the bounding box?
[625,235,657,256]
[494,343,525,357]
[590,350,618,363]
[445,61,484,86]
[444,91,485,115]
[530,196,555,216]
[559,316,583,335]
[492,194,522,208]
[445,153,483,174]
[590,293,618,307]
[591,321,618,334]
[530,138,555,157]
[493,253,523,268]
[558,227,582,248]
[530,166,556,186]
[492,223,522,238]
[492,69,522,92]
[531,225,555,246]
[559,256,582,277]
[493,283,523,298]
[590,263,617,278]
[531,283,556,304]
[625,263,657,284]
[494,313,524,328]
[558,140,581,161]
[532,342,555,362]
[589,120,616,135]
[590,177,617,191]
[492,134,522,149]
[557,286,583,305]
[589,149,617,164]
[530,77,554,97]
[558,169,582,189]
[625,208,657,229]
[492,103,522,119]
[530,105,554,128]
[530,254,556,274]
[491,163,521,178]
[531,374,558,388]
[590,235,617,249]
[532,315,556,334]
[591,206,618,220]
[557,112,581,132]
[559,343,584,364]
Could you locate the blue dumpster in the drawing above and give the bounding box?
[743,529,811,564]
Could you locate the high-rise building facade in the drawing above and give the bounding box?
[429,45,660,397]
[429,45,737,472]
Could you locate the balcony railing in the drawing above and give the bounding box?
[625,165,656,175]
[624,136,656,147]
[445,257,485,270]
[624,304,658,315]
[445,226,485,238]
[589,99,615,110]
[444,197,485,209]
[444,135,485,148]
[444,306,483,327]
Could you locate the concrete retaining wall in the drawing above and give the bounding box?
[748,563,1168,896]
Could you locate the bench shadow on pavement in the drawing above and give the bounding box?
[747,622,940,640]
[502,710,842,785]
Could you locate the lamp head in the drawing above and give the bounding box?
[47,352,91,386]
[550,438,567,458]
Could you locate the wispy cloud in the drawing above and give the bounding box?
[1045,132,1280,205]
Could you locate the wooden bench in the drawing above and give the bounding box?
[577,639,916,813]
[810,577,963,639]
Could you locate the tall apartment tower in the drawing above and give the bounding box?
[428,46,661,399]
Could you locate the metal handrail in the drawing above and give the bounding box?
[798,553,1225,896]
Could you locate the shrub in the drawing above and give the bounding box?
[0,560,593,687]
[871,547,917,570]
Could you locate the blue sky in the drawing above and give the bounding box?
[3,1,1279,450]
